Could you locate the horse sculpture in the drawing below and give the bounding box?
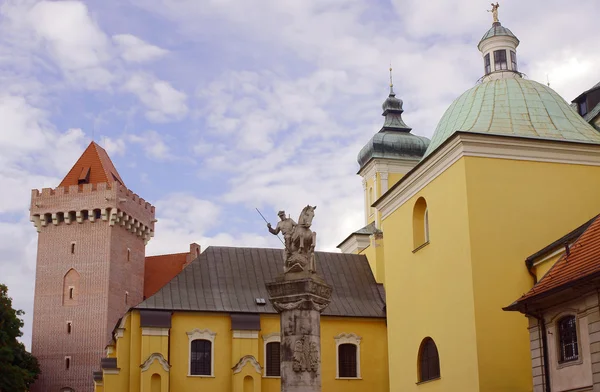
[287,205,317,273]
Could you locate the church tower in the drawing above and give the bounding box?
[338,73,429,283]
[29,142,156,392]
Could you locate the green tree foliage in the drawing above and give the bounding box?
[0,284,40,392]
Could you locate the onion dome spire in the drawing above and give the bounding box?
[381,67,411,132]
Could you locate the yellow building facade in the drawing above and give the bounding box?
[93,247,389,392]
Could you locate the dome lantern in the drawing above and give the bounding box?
[478,3,521,82]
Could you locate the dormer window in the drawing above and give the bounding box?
[484,53,491,75]
[579,100,588,116]
[510,51,518,71]
[494,50,508,71]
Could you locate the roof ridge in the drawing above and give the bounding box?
[59,141,125,188]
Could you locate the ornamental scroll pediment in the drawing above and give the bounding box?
[293,336,318,373]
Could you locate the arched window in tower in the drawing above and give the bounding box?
[418,337,440,382]
[413,197,430,249]
[494,49,508,70]
[63,269,80,305]
[484,53,491,75]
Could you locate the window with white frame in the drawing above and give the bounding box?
[558,315,579,363]
[187,329,216,376]
[335,333,361,379]
[263,332,281,377]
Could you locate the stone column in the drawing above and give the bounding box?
[266,271,332,392]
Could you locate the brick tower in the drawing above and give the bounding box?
[29,142,155,392]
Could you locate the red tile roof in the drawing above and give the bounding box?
[59,142,125,187]
[144,253,188,299]
[508,215,600,308]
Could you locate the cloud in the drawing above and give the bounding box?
[113,34,168,63]
[103,136,126,156]
[124,73,188,122]
[26,0,114,89]
[128,130,171,161]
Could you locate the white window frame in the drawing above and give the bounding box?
[187,328,216,377]
[424,208,430,243]
[263,332,281,378]
[335,333,362,379]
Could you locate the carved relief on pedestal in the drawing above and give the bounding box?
[292,336,319,373]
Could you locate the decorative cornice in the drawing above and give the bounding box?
[271,298,330,313]
[262,332,280,342]
[232,355,262,375]
[376,133,600,220]
[140,353,170,373]
[334,333,362,345]
[142,327,169,336]
[337,233,371,253]
[187,328,216,340]
[358,157,418,179]
[233,330,259,339]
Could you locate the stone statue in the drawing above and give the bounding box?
[267,210,297,258]
[268,206,318,273]
[488,2,500,23]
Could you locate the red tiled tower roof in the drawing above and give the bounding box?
[506,214,600,309]
[59,142,125,187]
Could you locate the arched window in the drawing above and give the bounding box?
[418,337,440,382]
[266,342,280,377]
[63,269,80,305]
[151,373,161,392]
[244,375,254,392]
[190,339,212,375]
[338,344,358,378]
[413,197,430,249]
[558,316,578,362]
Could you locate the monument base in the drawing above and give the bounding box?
[266,271,332,392]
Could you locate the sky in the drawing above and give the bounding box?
[1,0,599,348]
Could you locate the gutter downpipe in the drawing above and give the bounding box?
[525,260,550,391]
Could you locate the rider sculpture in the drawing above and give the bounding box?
[267,206,317,273]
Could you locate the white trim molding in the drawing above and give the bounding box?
[232,355,262,375]
[233,330,259,339]
[142,327,169,336]
[358,157,419,179]
[334,333,362,379]
[263,332,281,378]
[187,328,216,377]
[337,233,371,254]
[375,133,600,220]
[140,353,170,373]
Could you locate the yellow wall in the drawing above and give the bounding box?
[382,158,481,391]
[381,155,600,391]
[96,311,388,392]
[463,156,600,391]
[534,252,563,281]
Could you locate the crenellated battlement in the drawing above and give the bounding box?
[30,181,156,244]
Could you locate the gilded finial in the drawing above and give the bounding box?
[389,64,395,95]
[488,2,500,24]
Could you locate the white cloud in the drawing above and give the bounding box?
[124,73,188,122]
[113,34,168,63]
[26,0,114,89]
[102,136,126,156]
[128,130,171,161]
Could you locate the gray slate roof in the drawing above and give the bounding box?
[478,22,519,48]
[137,246,386,318]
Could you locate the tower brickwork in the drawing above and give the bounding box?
[29,142,155,392]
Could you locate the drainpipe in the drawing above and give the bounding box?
[525,310,551,392]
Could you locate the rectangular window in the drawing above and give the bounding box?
[65,357,71,370]
[266,342,281,377]
[69,287,74,299]
[67,322,72,334]
[70,243,75,254]
[125,291,129,305]
[484,53,491,74]
[559,316,579,362]
[127,249,131,262]
[494,50,508,70]
[94,209,102,220]
[338,344,357,378]
[190,339,212,375]
[510,50,517,71]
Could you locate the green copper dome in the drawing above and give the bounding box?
[424,78,600,157]
[478,22,519,48]
[358,88,430,168]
